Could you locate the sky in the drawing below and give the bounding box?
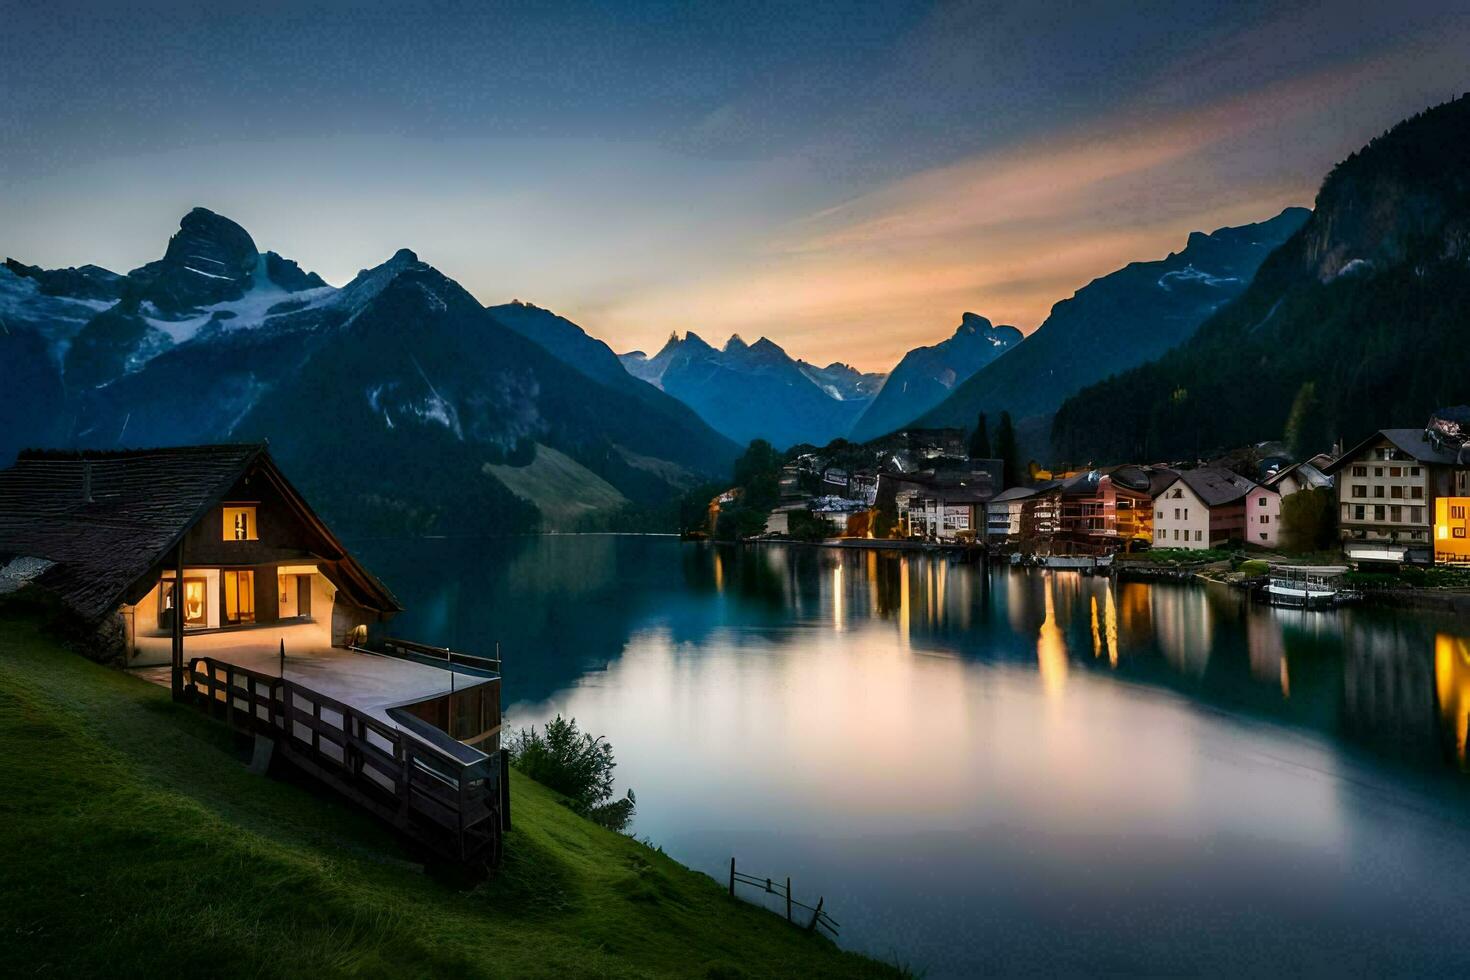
[2,1,1468,371]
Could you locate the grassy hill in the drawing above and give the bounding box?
[486,443,631,531]
[0,615,900,979]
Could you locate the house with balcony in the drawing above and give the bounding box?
[1324,416,1470,566]
[0,444,506,865]
[1056,466,1157,554]
[881,469,996,540]
[1151,468,1258,549]
[1020,481,1063,550]
[911,486,991,542]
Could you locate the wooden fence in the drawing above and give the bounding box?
[367,636,503,674]
[728,857,840,938]
[186,655,502,866]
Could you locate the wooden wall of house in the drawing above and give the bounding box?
[178,468,327,567]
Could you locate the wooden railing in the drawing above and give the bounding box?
[186,656,502,865]
[369,636,502,674]
[727,857,840,938]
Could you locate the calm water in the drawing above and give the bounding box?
[358,536,1470,976]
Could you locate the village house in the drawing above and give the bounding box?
[1244,485,1282,547]
[912,486,991,542]
[1020,481,1064,549]
[809,495,870,534]
[1151,468,1258,549]
[1324,414,1470,566]
[1263,458,1333,498]
[1056,466,1156,554]
[820,466,851,496]
[880,469,996,540]
[0,444,506,864]
[985,486,1034,545]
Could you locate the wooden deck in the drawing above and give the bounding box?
[178,644,507,866]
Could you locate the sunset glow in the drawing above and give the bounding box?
[4,3,1467,370]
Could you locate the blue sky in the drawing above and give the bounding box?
[3,0,1467,369]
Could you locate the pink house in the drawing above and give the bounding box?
[1246,485,1281,548]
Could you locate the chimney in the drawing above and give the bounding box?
[82,461,93,503]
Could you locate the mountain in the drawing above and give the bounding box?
[620,332,883,449]
[850,312,1022,442]
[1,210,739,533]
[1051,96,1470,465]
[797,360,886,403]
[486,301,739,467]
[913,207,1311,458]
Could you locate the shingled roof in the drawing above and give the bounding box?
[0,445,399,621]
[1157,467,1258,507]
[1323,427,1470,472]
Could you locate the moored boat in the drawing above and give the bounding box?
[1266,565,1356,609]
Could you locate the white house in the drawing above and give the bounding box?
[1152,468,1256,549]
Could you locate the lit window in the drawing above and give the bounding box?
[222,505,258,541]
[159,576,208,628]
[224,570,256,624]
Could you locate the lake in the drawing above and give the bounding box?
[357,535,1470,976]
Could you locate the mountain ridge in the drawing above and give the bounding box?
[0,210,738,533]
[619,331,883,448]
[914,206,1312,457]
[1050,95,1470,464]
[850,312,1022,442]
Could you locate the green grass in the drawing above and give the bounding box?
[485,443,630,531]
[1118,547,1234,565]
[0,615,901,979]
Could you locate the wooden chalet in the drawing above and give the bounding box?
[0,445,506,865]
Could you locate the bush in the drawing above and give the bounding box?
[1239,559,1270,576]
[787,510,831,542]
[508,715,636,832]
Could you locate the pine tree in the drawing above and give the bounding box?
[995,411,1021,488]
[1284,381,1329,460]
[969,412,991,460]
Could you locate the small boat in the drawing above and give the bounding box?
[1265,565,1356,609]
[1033,555,1111,572]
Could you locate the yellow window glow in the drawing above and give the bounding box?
[222,506,258,541]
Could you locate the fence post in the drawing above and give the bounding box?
[729,857,735,897]
[808,896,824,933]
[786,876,792,922]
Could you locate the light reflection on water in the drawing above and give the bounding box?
[361,537,1470,976]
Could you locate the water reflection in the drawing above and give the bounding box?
[355,537,1470,976]
[1437,634,1470,768]
[361,537,1470,778]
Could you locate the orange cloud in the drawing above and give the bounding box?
[582,42,1448,372]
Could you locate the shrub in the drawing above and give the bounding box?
[1239,559,1270,576]
[508,715,636,832]
[787,509,831,542]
